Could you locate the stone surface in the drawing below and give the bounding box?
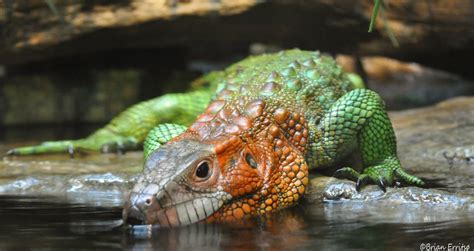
[391,97,474,195]
[0,96,473,216]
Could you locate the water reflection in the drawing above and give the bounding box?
[0,195,472,250]
[125,209,310,251]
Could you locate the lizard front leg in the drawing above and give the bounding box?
[308,89,424,191]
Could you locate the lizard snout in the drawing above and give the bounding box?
[123,192,161,225]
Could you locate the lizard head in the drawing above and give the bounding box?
[123,99,309,226]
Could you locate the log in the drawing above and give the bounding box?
[0,0,472,67]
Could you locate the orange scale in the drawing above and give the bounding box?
[288,119,295,128]
[276,139,284,147]
[206,100,225,114]
[265,198,273,205]
[233,208,245,219]
[292,114,300,121]
[274,178,282,185]
[291,164,299,172]
[299,137,307,147]
[293,131,303,143]
[197,113,215,122]
[217,108,232,119]
[302,177,309,186]
[273,107,289,124]
[230,109,241,117]
[225,124,241,135]
[232,116,251,130]
[286,154,295,163]
[269,125,280,137]
[298,186,305,194]
[242,204,251,214]
[275,149,282,156]
[244,100,265,119]
[244,184,253,193]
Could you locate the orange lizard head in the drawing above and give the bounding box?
[123,98,309,226]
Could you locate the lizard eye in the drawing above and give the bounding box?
[195,160,212,180]
[245,153,258,169]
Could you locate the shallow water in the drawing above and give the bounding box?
[0,195,472,250]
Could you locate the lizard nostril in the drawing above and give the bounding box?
[145,198,152,205]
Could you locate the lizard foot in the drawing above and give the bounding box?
[334,157,424,192]
[100,137,139,154]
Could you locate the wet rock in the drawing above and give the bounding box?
[305,176,473,224]
[0,148,142,206]
[391,97,474,195]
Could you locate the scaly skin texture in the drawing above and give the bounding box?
[9,49,424,226]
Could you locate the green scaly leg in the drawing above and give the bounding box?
[309,89,424,191]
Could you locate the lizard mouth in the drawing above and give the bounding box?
[123,191,228,227]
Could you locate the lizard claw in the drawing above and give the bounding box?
[116,142,126,155]
[68,145,75,159]
[377,178,386,192]
[356,174,369,192]
[6,149,16,156]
